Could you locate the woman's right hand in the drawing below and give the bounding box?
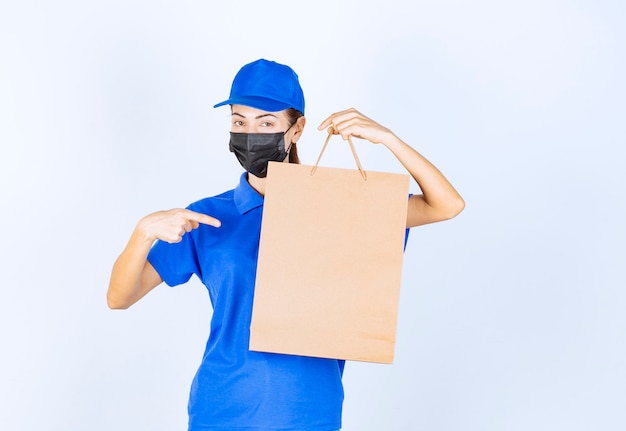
[107,209,221,309]
[138,208,222,244]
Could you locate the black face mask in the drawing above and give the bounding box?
[229,130,292,178]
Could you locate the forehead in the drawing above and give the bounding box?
[231,104,288,120]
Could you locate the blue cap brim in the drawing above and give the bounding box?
[213,96,292,113]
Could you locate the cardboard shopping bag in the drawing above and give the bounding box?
[250,132,410,363]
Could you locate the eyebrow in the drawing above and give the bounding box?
[231,112,278,120]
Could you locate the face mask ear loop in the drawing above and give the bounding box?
[283,122,296,160]
[310,130,368,181]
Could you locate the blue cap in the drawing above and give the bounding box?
[213,59,305,114]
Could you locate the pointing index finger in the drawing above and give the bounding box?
[183,209,221,228]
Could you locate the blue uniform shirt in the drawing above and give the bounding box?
[148,173,345,431]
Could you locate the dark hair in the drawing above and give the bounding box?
[285,108,304,164]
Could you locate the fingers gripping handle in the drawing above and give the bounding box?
[310,130,368,181]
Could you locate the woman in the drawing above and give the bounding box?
[108,58,464,431]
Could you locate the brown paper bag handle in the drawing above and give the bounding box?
[310,130,368,181]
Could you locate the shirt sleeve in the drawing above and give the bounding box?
[403,193,412,250]
[147,231,200,287]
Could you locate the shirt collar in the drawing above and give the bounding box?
[234,172,264,214]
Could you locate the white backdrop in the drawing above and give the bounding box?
[1,1,625,430]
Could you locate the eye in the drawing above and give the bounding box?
[233,120,244,127]
[260,121,274,127]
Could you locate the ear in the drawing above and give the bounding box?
[290,116,306,143]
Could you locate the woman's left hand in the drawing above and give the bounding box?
[318,108,465,228]
[318,108,395,145]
